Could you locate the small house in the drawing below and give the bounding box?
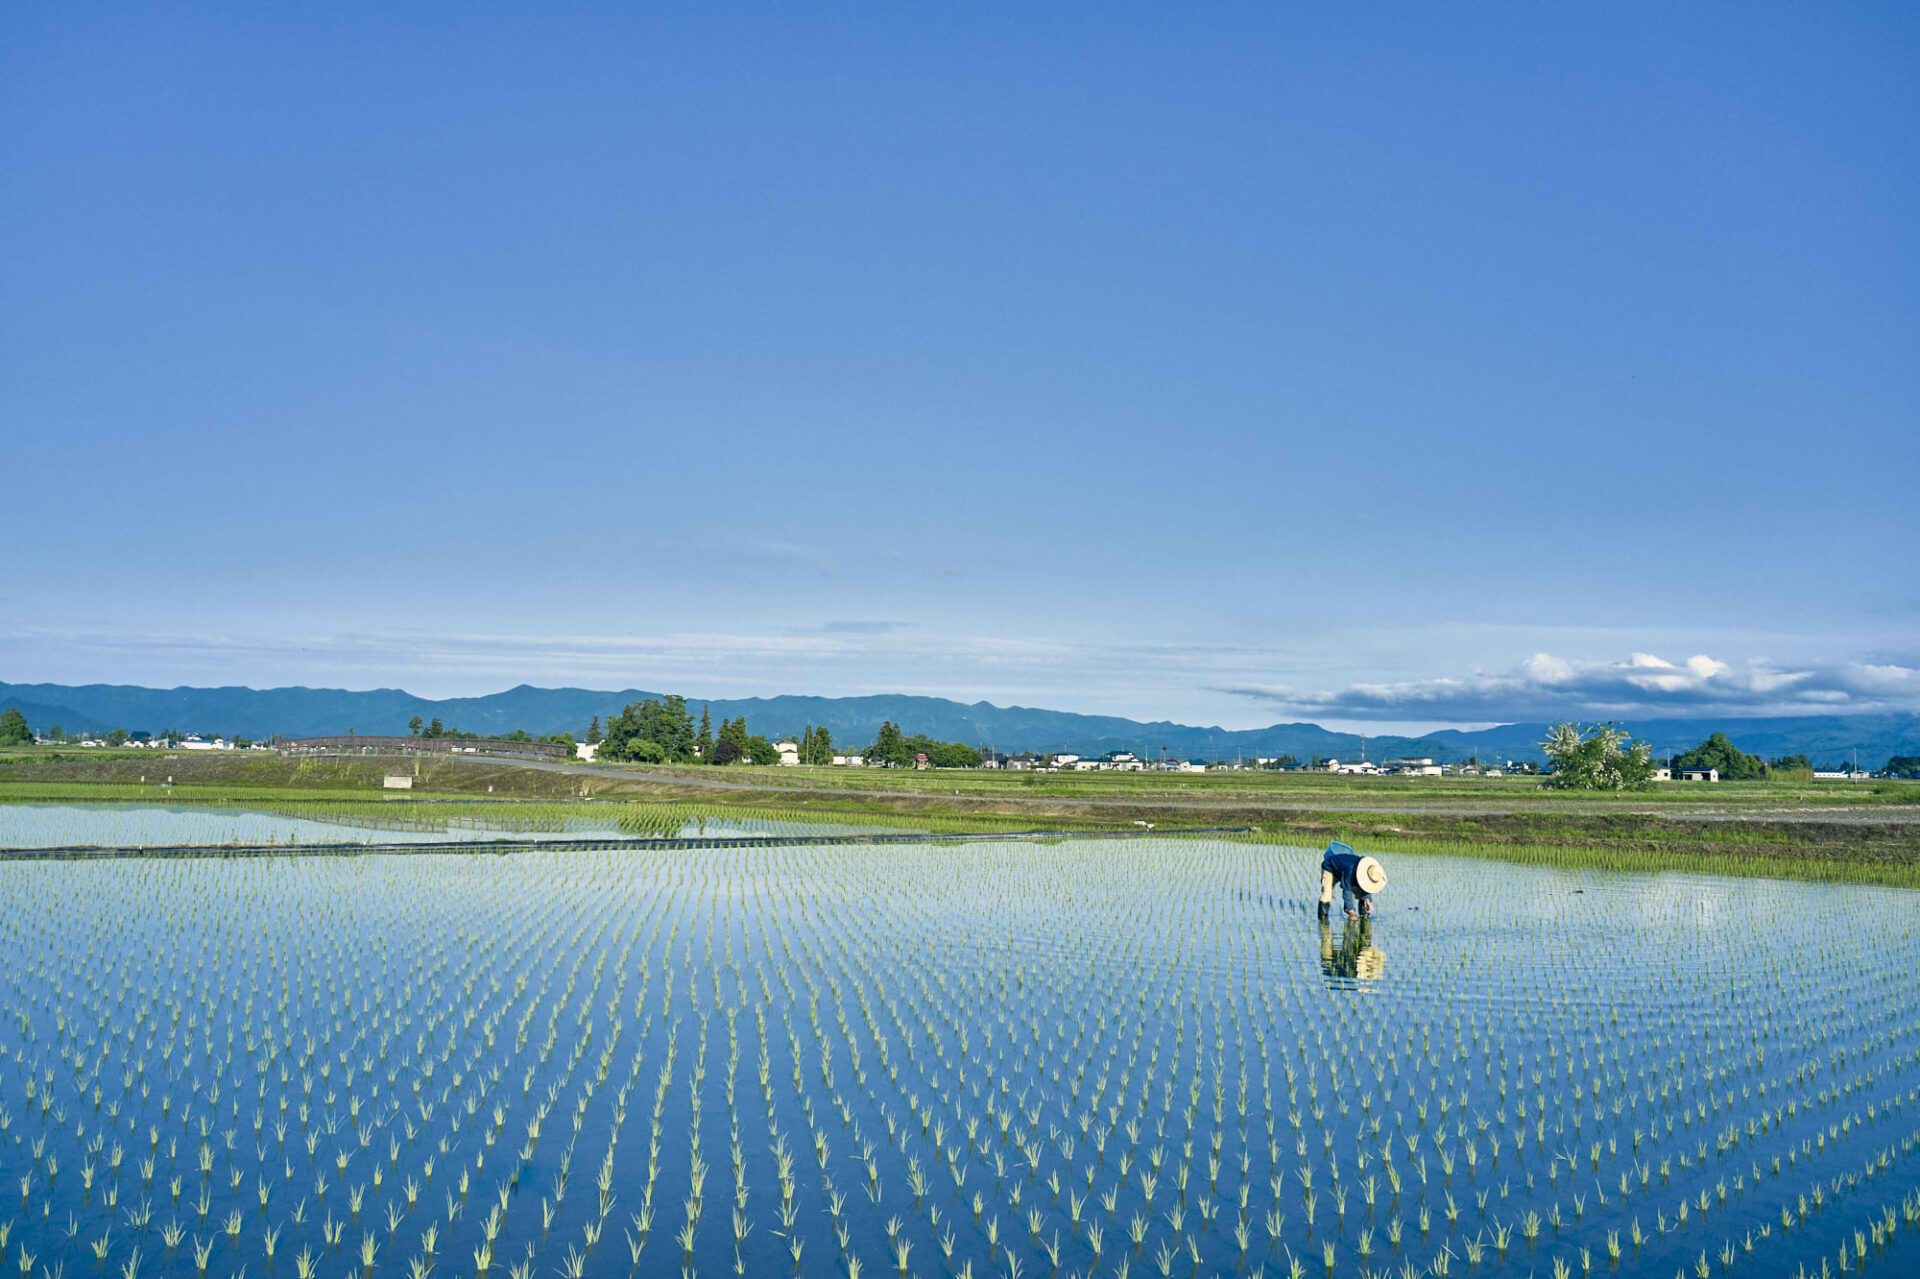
[1679,766,1719,782]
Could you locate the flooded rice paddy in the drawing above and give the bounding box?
[0,839,1915,1279]
[0,803,906,849]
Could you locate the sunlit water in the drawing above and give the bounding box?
[0,803,899,848]
[0,841,1914,1279]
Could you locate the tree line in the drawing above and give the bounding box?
[591,698,980,768]
[407,717,576,754]
[1541,722,1889,788]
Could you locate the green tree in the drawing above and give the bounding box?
[408,715,424,737]
[0,707,31,746]
[712,716,752,765]
[900,733,982,768]
[105,728,129,748]
[804,725,834,765]
[1884,755,1920,778]
[1672,732,1765,781]
[1540,722,1655,790]
[696,706,713,761]
[600,696,698,763]
[746,736,779,766]
[586,716,602,746]
[1768,753,1813,781]
[870,721,909,767]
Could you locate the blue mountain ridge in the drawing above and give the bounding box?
[2,681,1916,767]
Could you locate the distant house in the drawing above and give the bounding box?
[1052,754,1081,767]
[913,753,930,770]
[1679,766,1719,782]
[1649,766,1671,782]
[832,754,866,767]
[775,740,800,766]
[1323,758,1380,775]
[1385,757,1441,777]
[575,742,598,763]
[1812,769,1869,781]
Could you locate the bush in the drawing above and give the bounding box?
[1540,722,1655,791]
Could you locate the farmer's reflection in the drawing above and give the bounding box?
[1319,918,1385,988]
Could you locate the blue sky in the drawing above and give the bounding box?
[4,4,1916,730]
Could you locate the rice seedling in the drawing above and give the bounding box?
[0,838,1910,1278]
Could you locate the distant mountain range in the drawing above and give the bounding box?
[3,680,1916,767]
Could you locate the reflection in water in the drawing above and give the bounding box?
[1319,919,1386,989]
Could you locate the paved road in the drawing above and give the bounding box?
[451,755,1920,827]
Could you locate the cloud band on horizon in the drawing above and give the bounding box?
[1220,652,1920,722]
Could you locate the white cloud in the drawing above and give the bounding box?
[1220,652,1920,721]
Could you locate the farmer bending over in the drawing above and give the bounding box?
[1318,840,1387,921]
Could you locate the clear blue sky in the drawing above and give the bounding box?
[4,4,1916,729]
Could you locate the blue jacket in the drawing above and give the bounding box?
[1322,842,1371,897]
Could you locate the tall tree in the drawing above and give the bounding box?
[870,721,909,766]
[0,707,31,746]
[1673,732,1765,781]
[600,695,699,763]
[586,715,602,746]
[696,705,713,761]
[714,716,751,765]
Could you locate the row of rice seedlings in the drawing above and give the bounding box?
[1243,829,1920,892]
[0,841,1913,1279]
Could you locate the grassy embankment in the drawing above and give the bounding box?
[2,746,1916,884]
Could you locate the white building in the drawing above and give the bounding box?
[1323,758,1380,775]
[775,740,800,766]
[832,754,866,767]
[1679,766,1719,782]
[575,742,598,763]
[1812,769,1870,781]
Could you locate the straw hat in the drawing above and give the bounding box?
[1356,856,1387,894]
